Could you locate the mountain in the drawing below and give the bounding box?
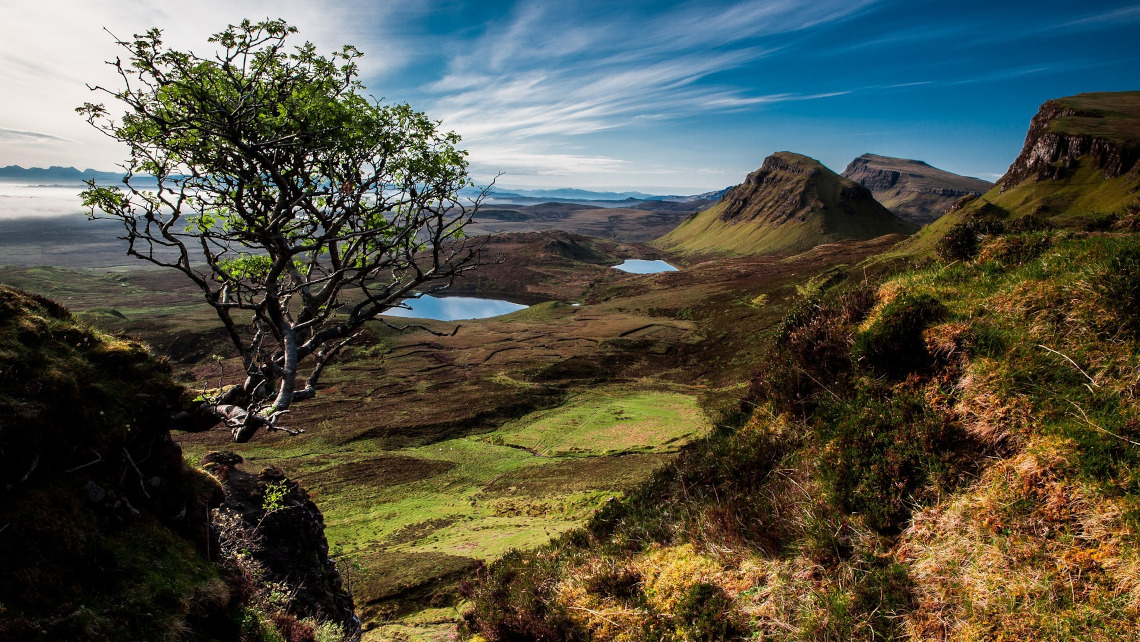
[840,153,993,226]
[901,90,1140,256]
[656,151,917,256]
[0,165,123,183]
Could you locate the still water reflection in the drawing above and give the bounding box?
[383,295,528,321]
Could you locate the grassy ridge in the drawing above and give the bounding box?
[1049,91,1140,142]
[462,229,1140,640]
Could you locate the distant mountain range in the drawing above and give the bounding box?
[470,186,731,204]
[0,165,123,183]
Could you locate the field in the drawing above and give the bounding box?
[181,385,708,638]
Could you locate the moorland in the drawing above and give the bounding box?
[2,90,1140,641]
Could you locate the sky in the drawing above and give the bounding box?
[1,0,1138,194]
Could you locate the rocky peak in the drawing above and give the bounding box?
[718,151,877,225]
[657,151,915,256]
[1000,91,1140,191]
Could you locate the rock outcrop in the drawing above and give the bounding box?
[657,152,916,256]
[841,154,993,225]
[0,286,235,640]
[204,452,362,640]
[999,92,1140,190]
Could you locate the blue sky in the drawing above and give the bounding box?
[1,0,1138,193]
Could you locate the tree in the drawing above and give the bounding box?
[79,19,486,441]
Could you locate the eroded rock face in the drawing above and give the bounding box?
[204,452,362,640]
[1000,100,1140,190]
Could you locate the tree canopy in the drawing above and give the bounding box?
[79,19,486,441]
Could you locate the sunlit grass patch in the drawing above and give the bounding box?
[486,387,709,456]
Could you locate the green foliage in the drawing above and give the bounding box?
[674,582,744,641]
[1096,246,1140,337]
[854,293,947,377]
[262,481,289,514]
[818,392,964,533]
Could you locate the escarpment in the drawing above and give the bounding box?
[842,153,993,225]
[1000,91,1140,189]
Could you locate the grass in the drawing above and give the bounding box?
[486,387,706,456]
[1050,91,1140,143]
[462,230,1140,640]
[180,385,710,635]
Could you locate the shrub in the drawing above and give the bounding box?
[1007,214,1052,233]
[819,393,964,533]
[674,582,744,641]
[459,551,581,641]
[854,294,947,378]
[748,283,876,415]
[936,223,979,261]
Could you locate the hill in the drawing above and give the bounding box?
[464,212,1140,642]
[657,152,917,256]
[461,93,1140,641]
[840,153,992,226]
[900,90,1140,257]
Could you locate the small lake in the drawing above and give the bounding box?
[383,295,528,321]
[612,259,678,274]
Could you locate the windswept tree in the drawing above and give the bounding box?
[79,19,486,441]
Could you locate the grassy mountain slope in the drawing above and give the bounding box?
[896,91,1140,258]
[841,153,993,226]
[658,152,916,256]
[463,225,1140,641]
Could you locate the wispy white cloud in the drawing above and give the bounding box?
[1051,4,1140,30]
[425,0,877,173]
[0,128,74,143]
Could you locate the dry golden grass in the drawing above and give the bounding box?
[949,360,1032,449]
[900,436,1140,640]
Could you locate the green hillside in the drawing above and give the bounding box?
[658,152,916,256]
[896,91,1140,258]
[463,226,1140,641]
